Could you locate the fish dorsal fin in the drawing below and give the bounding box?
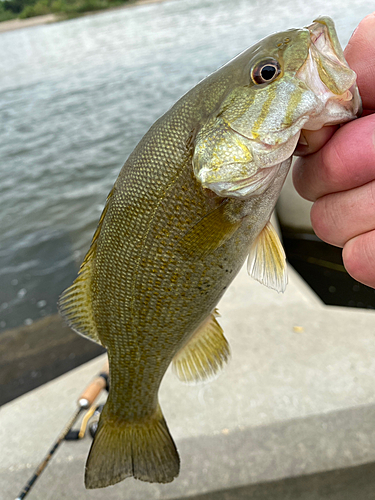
[58,188,114,345]
[177,201,241,260]
[247,220,288,293]
[172,310,230,384]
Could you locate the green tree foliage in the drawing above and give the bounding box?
[0,3,17,21]
[0,0,129,21]
[3,0,35,14]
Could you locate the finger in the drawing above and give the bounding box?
[310,180,375,247]
[345,12,375,113]
[343,230,375,288]
[293,114,375,201]
[294,125,338,156]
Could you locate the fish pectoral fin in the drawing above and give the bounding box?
[247,220,288,293]
[58,274,102,345]
[177,201,241,260]
[172,309,231,384]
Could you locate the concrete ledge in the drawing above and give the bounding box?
[2,263,375,499]
[171,461,375,500]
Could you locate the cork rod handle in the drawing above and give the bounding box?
[78,360,109,408]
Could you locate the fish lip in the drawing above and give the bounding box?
[295,19,361,127]
[306,19,329,49]
[304,19,357,94]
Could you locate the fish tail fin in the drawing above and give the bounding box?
[85,404,180,488]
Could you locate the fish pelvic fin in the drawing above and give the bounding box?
[247,220,288,293]
[177,200,241,260]
[172,309,231,384]
[85,404,180,488]
[58,188,115,345]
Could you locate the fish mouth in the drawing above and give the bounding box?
[296,17,361,130]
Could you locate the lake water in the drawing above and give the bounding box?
[0,0,371,333]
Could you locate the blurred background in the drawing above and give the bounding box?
[0,0,373,406]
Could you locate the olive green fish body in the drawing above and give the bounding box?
[93,81,288,421]
[59,17,361,489]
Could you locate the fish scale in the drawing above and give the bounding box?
[59,17,361,489]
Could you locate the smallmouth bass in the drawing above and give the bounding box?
[59,17,360,488]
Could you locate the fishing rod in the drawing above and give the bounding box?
[15,360,109,500]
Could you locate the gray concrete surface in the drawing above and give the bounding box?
[277,166,314,231]
[2,263,375,499]
[170,461,375,500]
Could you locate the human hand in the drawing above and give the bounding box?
[293,13,375,288]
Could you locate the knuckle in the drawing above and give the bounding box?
[311,195,344,246]
[343,232,375,287]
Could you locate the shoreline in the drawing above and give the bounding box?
[0,0,166,33]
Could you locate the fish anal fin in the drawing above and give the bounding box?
[172,310,231,384]
[58,188,115,345]
[85,404,180,488]
[247,220,288,293]
[177,201,241,260]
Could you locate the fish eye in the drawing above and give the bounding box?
[251,59,281,84]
